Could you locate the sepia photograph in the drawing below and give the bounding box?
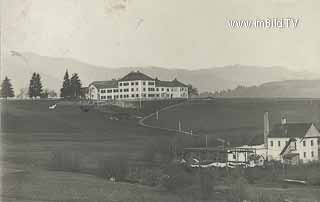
[1,0,320,201]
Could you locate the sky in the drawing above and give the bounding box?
[2,0,320,71]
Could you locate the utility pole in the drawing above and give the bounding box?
[156,110,159,120]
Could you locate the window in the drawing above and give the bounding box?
[100,96,106,100]
[136,94,139,97]
[131,94,135,98]
[131,88,134,92]
[100,89,106,93]
[107,96,112,99]
[148,88,155,91]
[119,83,123,86]
[143,82,146,85]
[161,88,164,91]
[167,88,169,92]
[156,88,159,92]
[143,88,146,91]
[278,141,281,147]
[303,141,306,147]
[114,95,118,99]
[311,151,314,157]
[131,82,134,85]
[107,89,112,93]
[270,141,273,147]
[311,140,314,146]
[303,152,306,158]
[120,89,123,92]
[113,89,118,93]
[123,82,129,86]
[318,139,320,145]
[120,95,123,98]
[148,81,154,85]
[136,88,139,91]
[233,154,236,160]
[124,89,129,92]
[135,82,138,85]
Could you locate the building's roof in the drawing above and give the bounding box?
[119,71,154,81]
[155,78,188,87]
[269,123,313,138]
[90,80,118,89]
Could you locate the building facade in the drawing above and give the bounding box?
[88,71,189,101]
[266,118,320,164]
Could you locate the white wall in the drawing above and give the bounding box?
[268,137,319,163]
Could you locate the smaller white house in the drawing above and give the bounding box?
[267,118,320,164]
[227,144,266,167]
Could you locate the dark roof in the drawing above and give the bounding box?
[269,123,312,138]
[90,80,118,89]
[119,71,154,81]
[155,78,188,87]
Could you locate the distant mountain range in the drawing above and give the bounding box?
[209,80,320,98]
[2,51,320,96]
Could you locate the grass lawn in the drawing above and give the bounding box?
[1,100,180,201]
[2,99,320,202]
[144,98,320,146]
[2,170,180,202]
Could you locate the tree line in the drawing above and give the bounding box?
[0,69,83,99]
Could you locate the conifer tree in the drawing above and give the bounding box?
[28,73,43,98]
[70,73,82,98]
[0,76,14,98]
[60,70,71,98]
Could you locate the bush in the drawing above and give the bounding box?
[49,151,81,172]
[161,164,195,192]
[98,155,129,181]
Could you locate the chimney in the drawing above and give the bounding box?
[281,117,287,125]
[264,112,269,148]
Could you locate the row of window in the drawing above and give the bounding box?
[119,81,155,87]
[100,87,186,94]
[100,93,173,100]
[270,139,319,147]
[303,151,315,158]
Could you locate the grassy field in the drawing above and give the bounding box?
[144,98,320,146]
[1,99,182,202]
[2,99,320,202]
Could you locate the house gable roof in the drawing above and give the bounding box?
[90,80,118,89]
[268,123,313,138]
[155,78,188,87]
[119,71,154,81]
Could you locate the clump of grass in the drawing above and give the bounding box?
[98,154,129,181]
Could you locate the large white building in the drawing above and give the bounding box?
[88,71,189,101]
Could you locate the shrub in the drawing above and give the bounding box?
[49,151,81,172]
[98,155,129,181]
[161,164,195,192]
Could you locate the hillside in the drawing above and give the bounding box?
[214,80,320,98]
[1,51,318,94]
